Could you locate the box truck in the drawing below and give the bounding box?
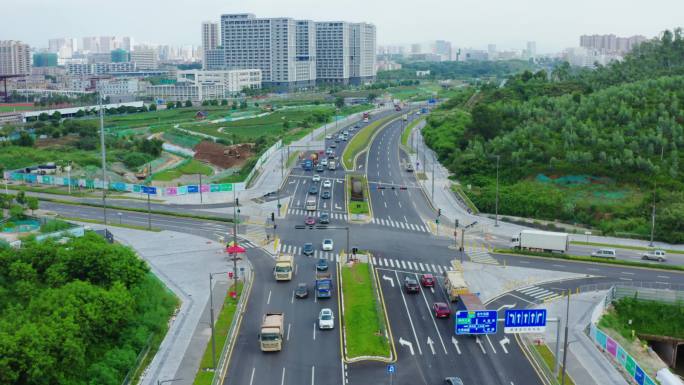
[511,230,569,253]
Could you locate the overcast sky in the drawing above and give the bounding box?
[2,0,682,53]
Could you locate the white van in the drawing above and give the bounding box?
[591,248,617,259]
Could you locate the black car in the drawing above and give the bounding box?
[308,185,318,195]
[317,258,329,271]
[321,191,331,199]
[295,283,309,299]
[319,213,330,224]
[303,242,314,256]
[404,276,420,294]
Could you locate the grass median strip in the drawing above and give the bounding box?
[341,263,390,358]
[571,240,684,255]
[496,248,684,273]
[342,115,394,170]
[533,344,576,385]
[400,118,422,150]
[347,174,370,216]
[58,216,162,232]
[193,282,243,385]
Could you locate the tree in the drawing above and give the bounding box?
[75,109,85,118]
[10,204,24,219]
[51,111,62,121]
[149,103,157,111]
[27,197,39,214]
[175,101,183,109]
[367,93,377,103]
[13,131,34,147]
[231,101,238,110]
[221,99,228,106]
[283,120,290,129]
[239,101,248,109]
[185,100,192,108]
[166,101,175,110]
[334,96,345,109]
[38,112,49,122]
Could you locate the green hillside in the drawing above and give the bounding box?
[423,29,684,243]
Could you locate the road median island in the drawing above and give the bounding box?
[346,174,371,219]
[59,215,163,232]
[530,342,577,385]
[570,240,684,255]
[494,248,684,273]
[342,115,394,170]
[193,282,244,385]
[400,118,422,151]
[340,262,393,361]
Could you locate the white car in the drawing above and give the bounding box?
[322,180,332,188]
[591,248,617,259]
[318,308,335,329]
[312,174,321,182]
[642,250,667,262]
[320,158,328,166]
[325,134,332,140]
[322,239,333,251]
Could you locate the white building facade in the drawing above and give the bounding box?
[145,69,261,102]
[0,40,31,76]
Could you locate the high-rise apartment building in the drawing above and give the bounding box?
[526,41,537,58]
[130,48,158,70]
[433,40,452,61]
[0,40,31,76]
[217,13,375,89]
[580,34,647,54]
[202,21,219,69]
[48,38,78,59]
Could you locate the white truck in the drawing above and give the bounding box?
[306,196,317,211]
[259,312,284,352]
[511,230,569,253]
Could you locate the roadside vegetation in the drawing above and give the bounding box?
[193,282,244,385]
[400,118,422,150]
[0,232,178,385]
[341,263,391,358]
[421,29,684,243]
[600,297,684,341]
[342,115,393,169]
[152,159,213,182]
[532,344,576,385]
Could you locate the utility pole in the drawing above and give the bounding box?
[561,291,571,385]
[208,273,217,370]
[147,161,152,230]
[66,162,72,195]
[554,317,562,377]
[649,182,656,247]
[199,173,203,204]
[431,156,435,201]
[233,196,238,297]
[495,155,500,227]
[459,228,465,263]
[278,149,283,217]
[99,92,107,227]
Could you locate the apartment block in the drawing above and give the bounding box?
[130,48,158,70]
[66,62,136,76]
[0,40,31,76]
[349,22,376,84]
[202,21,219,69]
[315,22,349,84]
[580,34,647,54]
[295,20,317,87]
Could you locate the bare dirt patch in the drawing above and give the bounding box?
[193,141,254,169]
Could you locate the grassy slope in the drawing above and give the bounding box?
[151,159,213,182]
[342,263,389,357]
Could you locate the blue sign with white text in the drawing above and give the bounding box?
[504,309,547,333]
[455,310,498,335]
[141,186,157,195]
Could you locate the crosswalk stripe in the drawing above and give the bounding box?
[382,258,388,266]
[399,260,405,269]
[443,266,450,272]
[538,292,558,299]
[437,265,444,273]
[399,222,405,229]
[372,257,377,264]
[520,287,545,295]
[389,259,395,268]
[418,262,425,271]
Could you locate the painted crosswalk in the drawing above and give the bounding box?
[466,249,499,265]
[515,285,562,302]
[371,255,452,274]
[370,217,430,233]
[286,208,348,221]
[277,243,342,262]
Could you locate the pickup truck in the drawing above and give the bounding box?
[642,250,667,262]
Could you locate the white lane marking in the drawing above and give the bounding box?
[281,367,286,385]
[657,275,670,279]
[486,335,497,354]
[267,290,272,305]
[249,367,256,385]
[287,323,292,341]
[619,277,633,281]
[497,303,516,312]
[313,322,317,340]
[395,270,423,355]
[311,366,315,385]
[621,271,635,275]
[451,337,461,354]
[383,275,394,287]
[399,337,415,355]
[475,337,486,354]
[291,290,295,304]
[384,201,387,208]
[417,272,448,354]
[499,336,510,354]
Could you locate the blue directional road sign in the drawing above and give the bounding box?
[387,364,396,374]
[455,310,498,335]
[504,309,547,333]
[141,186,157,195]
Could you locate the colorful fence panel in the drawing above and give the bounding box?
[589,324,657,385]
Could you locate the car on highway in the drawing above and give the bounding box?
[305,216,316,225]
[330,142,337,148]
[433,302,451,318]
[406,164,414,172]
[320,158,328,166]
[322,180,332,188]
[319,213,330,224]
[421,274,435,287]
[317,258,329,271]
[322,239,334,251]
[312,174,321,182]
[295,283,309,298]
[308,185,318,194]
[318,308,335,330]
[325,134,332,140]
[444,377,464,385]
[591,248,617,259]
[303,242,314,256]
[404,276,420,294]
[321,190,331,199]
[316,164,325,172]
[642,249,667,262]
[334,137,341,143]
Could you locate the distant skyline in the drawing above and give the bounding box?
[1,0,682,53]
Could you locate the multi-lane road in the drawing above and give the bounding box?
[26,106,684,385]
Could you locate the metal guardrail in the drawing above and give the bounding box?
[579,281,684,293]
[211,267,254,385]
[121,335,153,385]
[521,334,561,385]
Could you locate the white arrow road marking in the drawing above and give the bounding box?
[336,180,343,184]
[289,180,296,184]
[430,287,434,294]
[382,275,394,287]
[297,200,301,206]
[499,336,510,354]
[426,337,436,355]
[475,337,486,354]
[451,337,461,355]
[335,204,342,210]
[497,303,517,312]
[399,338,415,355]
[358,165,363,169]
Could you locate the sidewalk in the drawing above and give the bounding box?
[409,125,684,251]
[539,291,628,385]
[81,224,250,385]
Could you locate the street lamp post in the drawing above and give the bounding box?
[208,271,230,370]
[99,92,108,227]
[649,182,656,247]
[198,173,203,204]
[561,291,571,385]
[117,212,122,224]
[495,155,500,227]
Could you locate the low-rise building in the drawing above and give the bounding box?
[144,69,261,102]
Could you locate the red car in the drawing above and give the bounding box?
[305,216,316,225]
[433,302,451,318]
[421,274,435,287]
